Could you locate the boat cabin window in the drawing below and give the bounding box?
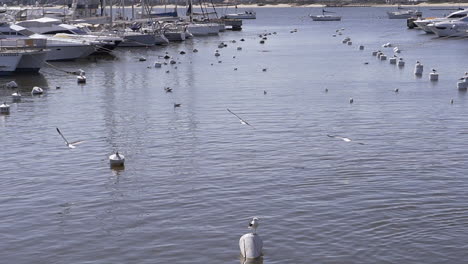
[448,14,467,18]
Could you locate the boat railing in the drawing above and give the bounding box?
[0,38,47,50]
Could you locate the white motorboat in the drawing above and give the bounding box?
[223,10,256,19]
[0,50,23,75]
[0,38,48,73]
[16,18,122,52]
[0,24,96,61]
[310,9,341,21]
[387,9,422,19]
[413,9,468,33]
[427,16,468,37]
[186,23,220,36]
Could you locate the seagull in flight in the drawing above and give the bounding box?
[327,134,365,145]
[56,128,85,149]
[227,109,254,128]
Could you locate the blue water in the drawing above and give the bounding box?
[1,6,468,263]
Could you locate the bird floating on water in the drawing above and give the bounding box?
[227,108,254,128]
[56,127,85,149]
[349,98,354,104]
[164,87,172,93]
[174,103,181,108]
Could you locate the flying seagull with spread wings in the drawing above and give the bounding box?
[56,128,85,149]
[227,109,255,128]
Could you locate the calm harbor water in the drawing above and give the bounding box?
[1,7,468,263]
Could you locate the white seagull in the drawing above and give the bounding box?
[227,109,254,128]
[56,127,85,149]
[327,134,365,145]
[248,217,260,234]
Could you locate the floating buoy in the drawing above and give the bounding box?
[170,59,177,64]
[389,56,397,64]
[414,61,423,76]
[359,45,364,50]
[155,61,162,68]
[174,103,181,108]
[259,40,265,44]
[398,58,405,67]
[429,69,439,81]
[12,92,21,101]
[372,51,378,56]
[0,102,10,114]
[179,51,186,55]
[164,87,172,92]
[218,60,222,63]
[215,52,220,57]
[77,74,86,83]
[380,54,387,60]
[31,86,43,95]
[264,90,267,95]
[218,43,225,48]
[56,86,61,89]
[394,88,399,93]
[349,98,354,104]
[240,38,245,41]
[332,34,336,37]
[451,98,454,104]
[109,152,125,167]
[139,56,146,62]
[393,47,401,53]
[234,68,238,71]
[237,47,242,51]
[457,76,468,90]
[5,81,18,89]
[193,49,198,52]
[377,52,383,59]
[347,41,352,45]
[262,68,267,72]
[164,54,171,59]
[325,88,329,93]
[239,217,263,260]
[382,42,392,48]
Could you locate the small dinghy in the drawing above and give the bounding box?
[5,81,18,89]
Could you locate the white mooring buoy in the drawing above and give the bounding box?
[379,54,387,60]
[389,56,397,64]
[0,102,10,114]
[429,69,439,81]
[240,217,263,261]
[347,41,352,45]
[12,92,21,101]
[77,74,86,83]
[414,61,423,76]
[398,58,405,67]
[109,152,125,167]
[154,61,162,68]
[457,75,468,90]
[31,86,43,95]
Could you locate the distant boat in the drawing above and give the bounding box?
[223,10,256,19]
[310,9,341,21]
[387,9,422,19]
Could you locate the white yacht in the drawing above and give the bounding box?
[186,23,220,36]
[223,10,256,19]
[16,18,122,52]
[413,9,468,33]
[428,16,468,37]
[310,9,341,21]
[387,9,422,19]
[0,39,47,74]
[0,23,96,61]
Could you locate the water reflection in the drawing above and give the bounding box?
[240,256,263,264]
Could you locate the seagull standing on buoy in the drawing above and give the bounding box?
[227,109,254,128]
[56,127,85,149]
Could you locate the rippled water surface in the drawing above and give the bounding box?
[1,7,468,263]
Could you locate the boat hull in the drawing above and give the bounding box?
[0,52,22,75]
[15,50,47,72]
